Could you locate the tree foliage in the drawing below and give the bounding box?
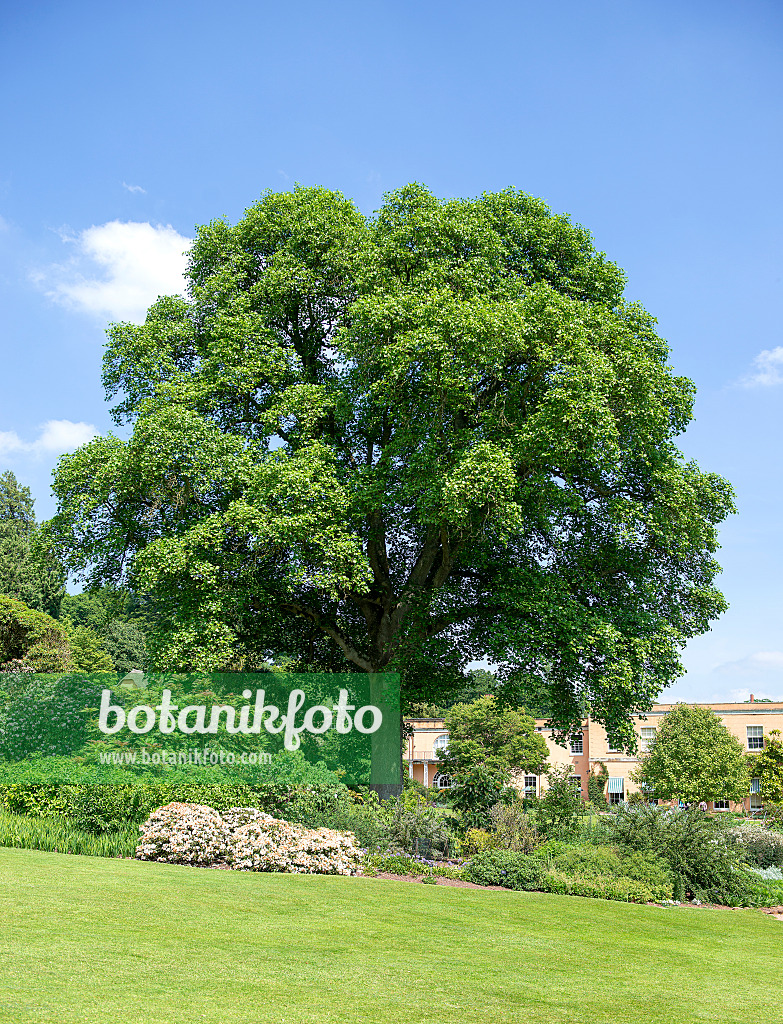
[60,588,148,673]
[45,184,734,738]
[0,472,65,618]
[0,596,71,673]
[66,625,114,672]
[751,729,783,805]
[438,694,548,777]
[634,704,750,804]
[537,762,584,838]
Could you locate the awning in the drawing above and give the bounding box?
[750,778,760,794]
[607,777,624,794]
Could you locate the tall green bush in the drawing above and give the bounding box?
[604,804,749,902]
[537,763,584,838]
[0,596,70,672]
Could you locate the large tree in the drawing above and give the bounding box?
[45,185,733,745]
[0,472,65,617]
[633,704,750,805]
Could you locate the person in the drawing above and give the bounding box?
[698,800,708,813]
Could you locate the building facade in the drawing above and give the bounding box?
[405,699,783,812]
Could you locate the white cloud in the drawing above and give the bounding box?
[38,220,191,324]
[0,420,98,460]
[710,651,783,702]
[714,651,783,674]
[724,687,783,702]
[122,182,146,194]
[741,346,783,387]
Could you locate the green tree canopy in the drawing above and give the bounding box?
[751,729,783,804]
[438,695,548,778]
[65,624,114,672]
[60,587,148,673]
[0,472,65,617]
[634,704,750,804]
[45,184,734,742]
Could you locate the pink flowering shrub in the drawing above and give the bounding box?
[136,802,362,874]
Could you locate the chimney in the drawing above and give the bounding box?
[750,694,755,703]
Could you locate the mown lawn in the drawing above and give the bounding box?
[0,847,780,1024]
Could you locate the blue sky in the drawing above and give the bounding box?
[1,0,781,701]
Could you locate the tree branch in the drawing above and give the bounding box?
[278,599,374,671]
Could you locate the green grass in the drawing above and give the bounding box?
[0,847,781,1024]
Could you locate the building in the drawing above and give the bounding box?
[405,698,783,812]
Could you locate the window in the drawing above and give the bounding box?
[432,733,449,755]
[523,776,537,797]
[747,726,764,751]
[713,799,730,811]
[569,735,583,755]
[640,727,656,752]
[607,737,622,753]
[434,774,453,789]
[607,777,624,804]
[571,776,582,796]
[750,778,762,811]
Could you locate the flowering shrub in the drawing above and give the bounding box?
[729,823,783,868]
[221,806,271,833]
[231,813,362,875]
[136,801,363,874]
[136,802,228,865]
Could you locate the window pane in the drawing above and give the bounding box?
[747,726,764,750]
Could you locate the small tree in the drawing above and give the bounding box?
[0,472,65,618]
[634,704,750,805]
[588,761,609,809]
[67,625,114,672]
[751,729,783,804]
[438,695,548,778]
[449,763,510,830]
[537,763,583,838]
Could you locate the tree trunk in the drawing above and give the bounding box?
[368,671,403,799]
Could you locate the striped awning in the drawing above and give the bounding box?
[607,777,624,794]
[750,778,761,794]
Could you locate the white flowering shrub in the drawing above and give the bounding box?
[221,806,272,833]
[231,814,363,875]
[136,802,229,865]
[136,802,362,874]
